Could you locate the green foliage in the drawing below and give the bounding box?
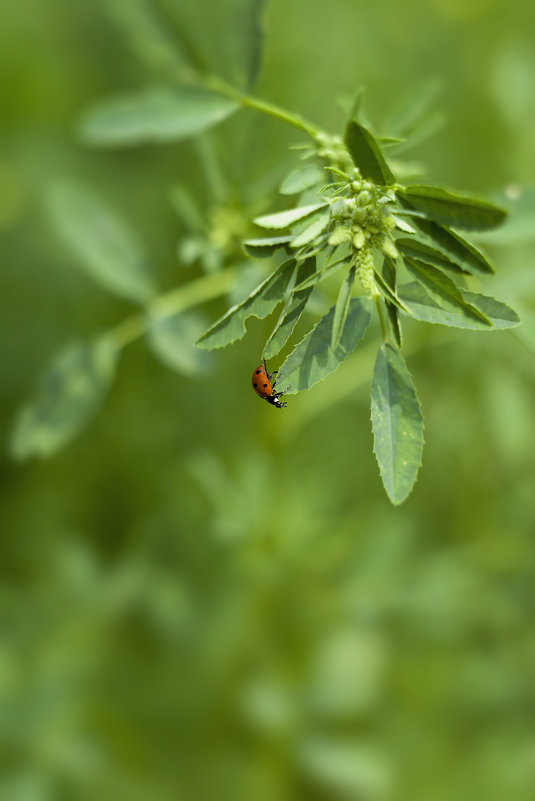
[146,311,213,375]
[399,185,507,230]
[48,183,156,303]
[371,344,424,504]
[344,120,396,185]
[10,339,118,460]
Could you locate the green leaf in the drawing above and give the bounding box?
[344,120,396,185]
[293,253,349,291]
[290,210,331,248]
[105,0,188,76]
[162,0,266,91]
[196,259,296,349]
[243,236,292,258]
[263,258,316,359]
[396,237,467,275]
[279,163,324,195]
[331,264,357,348]
[398,185,507,231]
[372,267,412,314]
[10,339,118,461]
[47,183,156,303]
[147,311,213,375]
[403,258,492,326]
[277,298,372,393]
[79,86,238,147]
[398,282,520,330]
[170,185,206,233]
[382,258,402,347]
[371,344,424,505]
[253,203,329,230]
[398,201,495,274]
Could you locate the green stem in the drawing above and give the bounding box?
[205,76,320,140]
[109,265,238,350]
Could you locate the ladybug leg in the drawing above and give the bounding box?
[273,385,291,398]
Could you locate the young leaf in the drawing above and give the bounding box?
[381,258,402,347]
[290,210,331,248]
[293,253,349,291]
[243,236,292,258]
[398,185,507,231]
[371,344,424,505]
[344,120,396,185]
[277,298,372,392]
[398,201,496,274]
[10,339,118,461]
[279,163,324,195]
[396,237,467,275]
[398,282,520,330]
[253,203,329,230]
[79,86,238,147]
[331,263,357,349]
[147,311,213,375]
[196,259,296,349]
[263,257,316,359]
[47,183,156,303]
[403,258,492,326]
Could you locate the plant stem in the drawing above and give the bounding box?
[109,265,238,350]
[205,76,320,139]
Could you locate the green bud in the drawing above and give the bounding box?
[381,239,399,259]
[352,230,366,250]
[357,190,372,207]
[328,227,353,246]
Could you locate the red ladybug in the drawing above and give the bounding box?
[252,361,290,410]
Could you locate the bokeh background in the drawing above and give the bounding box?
[1,0,535,799]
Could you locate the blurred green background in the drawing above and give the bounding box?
[1,0,535,799]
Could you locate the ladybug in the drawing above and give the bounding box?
[252,361,290,410]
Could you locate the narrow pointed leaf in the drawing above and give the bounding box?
[279,163,324,195]
[398,282,520,329]
[254,203,329,230]
[290,210,331,248]
[382,258,402,347]
[263,257,316,359]
[277,298,372,392]
[398,185,507,231]
[196,259,295,349]
[344,120,396,185]
[79,86,238,147]
[293,254,349,291]
[396,237,467,275]
[331,264,357,348]
[371,344,424,504]
[372,267,412,313]
[47,183,156,303]
[147,311,213,375]
[243,236,292,258]
[10,339,118,461]
[403,258,492,325]
[398,200,495,274]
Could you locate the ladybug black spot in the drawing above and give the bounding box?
[255,369,261,374]
[263,383,268,388]
[253,382,257,388]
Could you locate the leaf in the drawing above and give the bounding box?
[372,267,412,314]
[170,185,206,233]
[331,264,357,348]
[10,339,118,461]
[79,86,238,147]
[196,259,296,349]
[371,343,424,505]
[398,200,495,274]
[290,210,331,248]
[162,0,266,91]
[263,258,316,359]
[344,120,396,185]
[398,185,507,231]
[243,236,292,258]
[403,258,492,326]
[279,163,324,195]
[105,0,188,76]
[47,183,156,303]
[382,258,402,347]
[147,311,213,375]
[396,237,467,275]
[383,79,441,139]
[293,253,349,291]
[398,282,520,330]
[277,298,372,393]
[253,203,329,230]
